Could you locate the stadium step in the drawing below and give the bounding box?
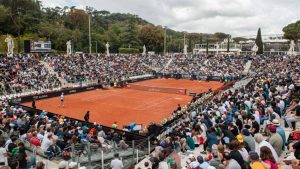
[242,60,252,75]
[164,58,173,70]
[142,57,173,73]
[40,60,72,87]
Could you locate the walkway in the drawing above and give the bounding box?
[242,60,252,75]
[40,60,71,87]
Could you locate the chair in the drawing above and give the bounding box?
[36,147,48,158]
[23,140,32,150]
[296,121,300,128]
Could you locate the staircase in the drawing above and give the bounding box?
[142,62,164,72]
[163,58,173,70]
[142,56,174,73]
[242,60,252,75]
[40,61,71,87]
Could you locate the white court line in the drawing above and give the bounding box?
[134,96,181,110]
[81,89,188,111]
[84,92,122,102]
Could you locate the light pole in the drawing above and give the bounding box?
[93,41,98,53]
[164,26,167,55]
[86,6,92,54]
[184,33,186,48]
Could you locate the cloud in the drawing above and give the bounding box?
[40,0,300,36]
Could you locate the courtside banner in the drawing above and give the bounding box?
[14,84,103,103]
[13,75,155,103]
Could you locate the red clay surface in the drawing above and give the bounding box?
[23,79,224,128]
[132,78,223,94]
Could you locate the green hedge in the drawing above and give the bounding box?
[0,34,47,53]
[119,48,140,54]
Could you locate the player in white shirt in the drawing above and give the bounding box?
[60,92,64,107]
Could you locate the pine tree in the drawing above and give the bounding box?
[188,36,192,53]
[122,17,139,48]
[255,28,264,54]
[206,37,208,55]
[227,36,230,53]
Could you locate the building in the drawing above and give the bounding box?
[193,34,299,55]
[193,38,241,55]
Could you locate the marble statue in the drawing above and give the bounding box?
[216,43,220,55]
[106,42,110,56]
[288,40,295,56]
[183,44,188,55]
[142,45,146,56]
[251,44,258,56]
[4,35,14,55]
[66,40,72,55]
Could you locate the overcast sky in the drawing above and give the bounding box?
[40,0,300,37]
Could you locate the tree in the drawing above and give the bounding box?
[188,36,192,52]
[283,20,300,51]
[233,37,247,43]
[187,33,201,52]
[227,35,231,53]
[0,5,8,23]
[65,9,88,30]
[213,32,229,41]
[255,28,264,54]
[138,24,164,53]
[121,17,139,48]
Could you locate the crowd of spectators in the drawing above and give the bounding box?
[0,53,299,169]
[140,54,173,70]
[164,54,247,80]
[44,54,153,84]
[0,97,134,168]
[0,53,248,96]
[141,55,300,169]
[0,54,61,95]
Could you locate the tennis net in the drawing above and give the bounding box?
[127,84,187,95]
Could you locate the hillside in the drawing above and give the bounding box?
[0,0,229,53]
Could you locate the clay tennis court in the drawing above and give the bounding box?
[23,79,224,128]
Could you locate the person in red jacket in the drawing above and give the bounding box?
[30,132,41,147]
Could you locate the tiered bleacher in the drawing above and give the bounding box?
[135,55,300,169]
[0,53,299,169]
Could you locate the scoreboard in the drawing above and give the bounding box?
[24,40,52,53]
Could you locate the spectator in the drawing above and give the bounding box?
[110,153,123,169]
[7,136,18,157]
[241,128,255,152]
[272,119,286,149]
[249,116,259,135]
[222,152,241,169]
[228,141,246,169]
[36,161,45,169]
[286,106,300,130]
[8,158,19,169]
[144,161,151,169]
[248,151,265,169]
[267,125,283,156]
[209,151,221,169]
[254,133,279,162]
[29,132,41,147]
[260,146,278,169]
[58,161,68,169]
[69,162,78,169]
[197,155,211,169]
[204,128,219,153]
[0,139,7,166]
[17,144,36,169]
[41,134,53,153]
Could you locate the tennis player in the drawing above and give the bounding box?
[60,92,64,107]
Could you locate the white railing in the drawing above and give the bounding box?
[128,74,154,80]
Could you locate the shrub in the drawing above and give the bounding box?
[118,48,140,54]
